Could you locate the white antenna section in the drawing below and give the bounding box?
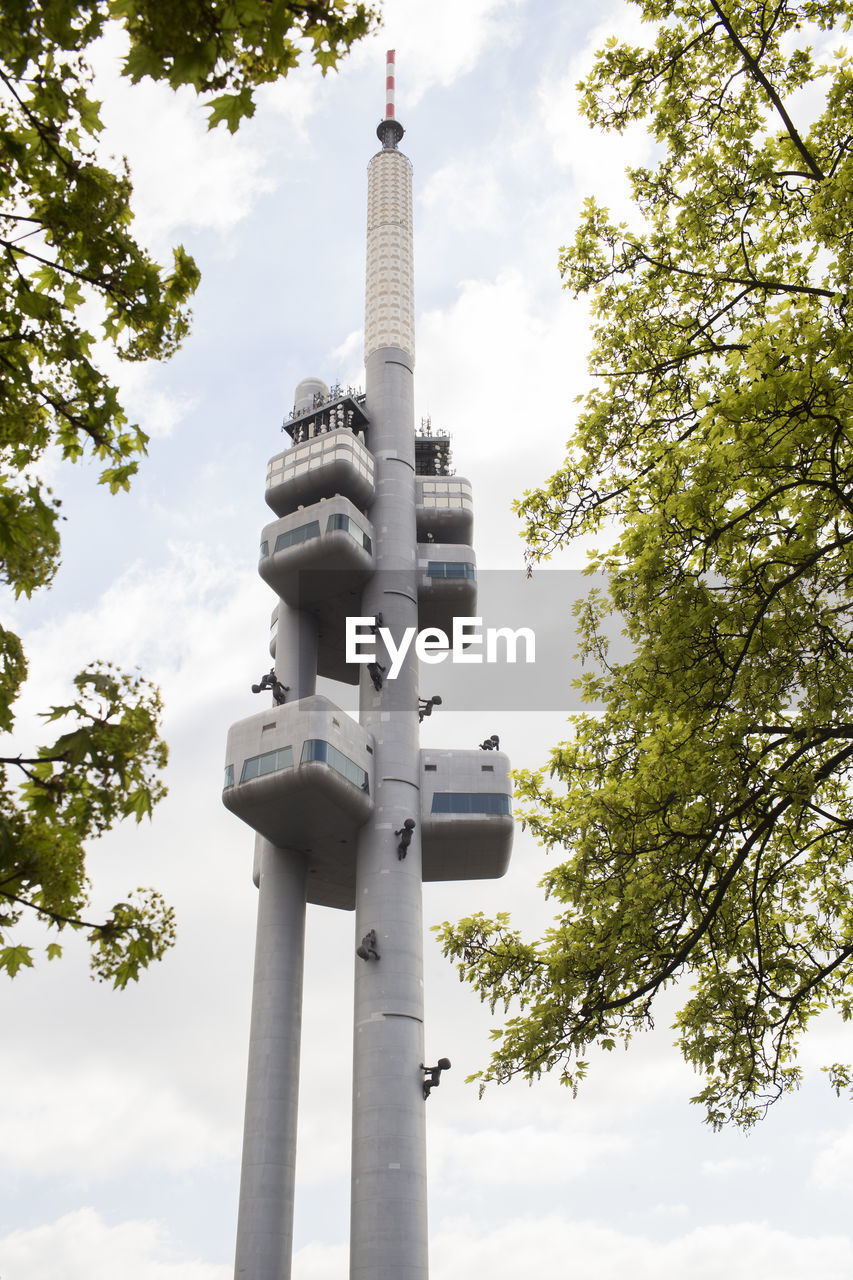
[385,48,396,119]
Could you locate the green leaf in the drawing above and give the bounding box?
[0,945,35,976]
[207,88,255,133]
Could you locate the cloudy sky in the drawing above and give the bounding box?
[3,1,853,1276]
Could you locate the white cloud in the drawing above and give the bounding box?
[702,1156,767,1178]
[354,0,529,105]
[99,358,197,441]
[326,328,364,377]
[289,1216,853,1280]
[812,1123,853,1192]
[0,1209,229,1280]
[130,385,197,441]
[420,159,507,235]
[415,269,589,565]
[90,28,275,249]
[8,543,267,738]
[418,269,585,442]
[252,64,326,135]
[429,1118,629,1185]
[648,1202,690,1218]
[9,1207,852,1280]
[537,6,657,225]
[429,1216,853,1280]
[0,1060,232,1180]
[293,1240,348,1280]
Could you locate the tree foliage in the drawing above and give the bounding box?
[438,0,853,1127]
[115,0,377,131]
[0,662,174,987]
[0,0,376,983]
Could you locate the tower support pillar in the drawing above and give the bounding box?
[275,604,318,702]
[235,838,307,1280]
[350,340,428,1280]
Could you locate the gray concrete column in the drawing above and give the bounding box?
[235,837,307,1280]
[274,604,317,702]
[350,343,428,1280]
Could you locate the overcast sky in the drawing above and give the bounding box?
[3,1,853,1277]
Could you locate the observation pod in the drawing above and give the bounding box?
[259,496,375,595]
[415,475,474,544]
[266,427,376,517]
[417,544,477,636]
[420,749,514,881]
[259,499,374,684]
[223,695,373,909]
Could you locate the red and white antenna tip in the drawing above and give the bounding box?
[385,49,396,119]
[376,49,403,146]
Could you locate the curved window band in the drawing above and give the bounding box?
[301,739,369,793]
[425,561,475,580]
[240,746,294,783]
[274,521,320,552]
[430,792,511,815]
[326,513,372,555]
[234,740,369,793]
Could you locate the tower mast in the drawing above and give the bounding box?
[351,47,426,1277]
[223,52,513,1280]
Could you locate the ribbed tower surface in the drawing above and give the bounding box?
[365,147,415,361]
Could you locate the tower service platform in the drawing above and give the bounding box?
[223,51,514,1280]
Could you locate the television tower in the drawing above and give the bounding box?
[223,51,513,1280]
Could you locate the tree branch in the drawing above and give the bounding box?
[0,887,112,934]
[0,752,69,789]
[578,738,853,1026]
[708,0,825,180]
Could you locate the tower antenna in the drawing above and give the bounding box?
[377,48,404,149]
[385,48,396,118]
